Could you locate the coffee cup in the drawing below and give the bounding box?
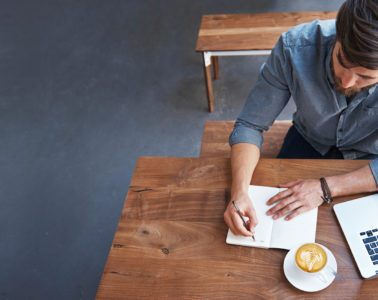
[294,243,334,283]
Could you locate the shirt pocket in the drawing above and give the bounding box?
[362,108,378,120]
[362,95,378,109]
[346,103,377,137]
[362,99,378,116]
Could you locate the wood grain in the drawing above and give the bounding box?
[123,187,229,221]
[196,12,337,51]
[129,157,232,189]
[96,157,375,299]
[200,120,292,158]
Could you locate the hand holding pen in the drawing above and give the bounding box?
[232,201,256,241]
[223,190,258,237]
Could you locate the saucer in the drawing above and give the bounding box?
[283,245,337,292]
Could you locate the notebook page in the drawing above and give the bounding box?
[226,185,278,248]
[248,185,278,247]
[269,200,318,250]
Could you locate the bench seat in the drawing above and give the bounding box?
[200,120,292,158]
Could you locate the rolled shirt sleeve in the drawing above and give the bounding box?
[229,35,291,149]
[369,159,378,187]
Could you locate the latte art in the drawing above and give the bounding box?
[295,244,327,273]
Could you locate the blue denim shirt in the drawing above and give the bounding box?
[229,20,378,185]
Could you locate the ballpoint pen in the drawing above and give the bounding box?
[232,200,256,241]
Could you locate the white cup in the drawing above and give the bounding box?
[294,243,334,283]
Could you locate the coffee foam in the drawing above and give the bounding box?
[295,244,327,273]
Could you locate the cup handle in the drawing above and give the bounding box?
[326,265,343,281]
[317,266,343,283]
[316,271,329,284]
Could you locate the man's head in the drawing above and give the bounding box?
[332,0,378,96]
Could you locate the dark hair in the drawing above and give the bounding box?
[336,0,378,70]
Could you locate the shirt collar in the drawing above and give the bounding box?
[326,39,335,86]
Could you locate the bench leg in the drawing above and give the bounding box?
[202,52,214,112]
[212,56,220,79]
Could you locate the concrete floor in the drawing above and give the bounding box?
[1,1,344,299]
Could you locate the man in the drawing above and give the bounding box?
[224,0,378,238]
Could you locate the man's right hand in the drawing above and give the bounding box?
[223,191,258,237]
[226,142,261,236]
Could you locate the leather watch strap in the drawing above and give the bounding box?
[320,177,333,204]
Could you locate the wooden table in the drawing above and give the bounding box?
[196,12,337,112]
[96,157,377,299]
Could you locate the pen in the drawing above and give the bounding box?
[232,201,256,241]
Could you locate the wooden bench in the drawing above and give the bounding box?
[200,120,292,158]
[196,11,337,112]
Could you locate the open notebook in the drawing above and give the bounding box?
[226,185,318,250]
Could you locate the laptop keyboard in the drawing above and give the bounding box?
[360,228,378,266]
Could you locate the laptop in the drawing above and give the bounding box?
[334,193,378,279]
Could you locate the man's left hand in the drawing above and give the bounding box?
[266,179,324,221]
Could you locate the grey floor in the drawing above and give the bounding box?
[1,1,344,299]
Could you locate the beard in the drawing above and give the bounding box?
[333,75,362,96]
[331,58,376,97]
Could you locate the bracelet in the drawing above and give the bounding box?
[320,177,333,204]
